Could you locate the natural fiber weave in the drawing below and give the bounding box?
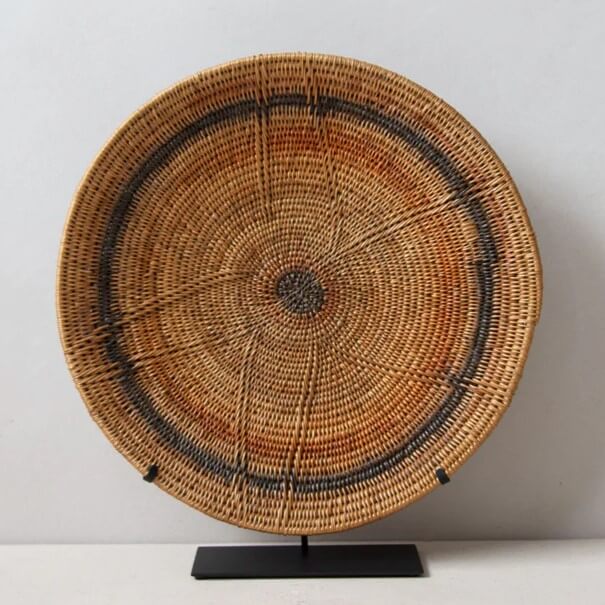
[57,53,542,535]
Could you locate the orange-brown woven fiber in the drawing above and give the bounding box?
[57,53,542,535]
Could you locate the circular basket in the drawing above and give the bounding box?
[57,53,542,535]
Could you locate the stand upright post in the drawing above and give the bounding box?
[301,535,309,557]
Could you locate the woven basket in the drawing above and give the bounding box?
[57,53,542,535]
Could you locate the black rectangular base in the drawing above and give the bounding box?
[191,543,423,579]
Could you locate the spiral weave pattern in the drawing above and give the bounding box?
[57,54,542,534]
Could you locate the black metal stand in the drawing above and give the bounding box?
[191,535,423,579]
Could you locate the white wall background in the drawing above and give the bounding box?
[1,0,604,544]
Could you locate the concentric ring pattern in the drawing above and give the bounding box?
[57,54,542,534]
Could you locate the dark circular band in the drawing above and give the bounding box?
[98,92,497,493]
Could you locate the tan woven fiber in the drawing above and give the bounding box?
[57,53,542,535]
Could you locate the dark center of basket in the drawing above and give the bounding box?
[276,269,325,315]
